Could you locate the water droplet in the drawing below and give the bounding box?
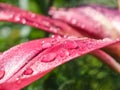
[49,26,60,33]
[71,19,77,24]
[23,68,33,75]
[63,40,78,49]
[41,53,57,62]
[15,15,20,21]
[102,38,111,42]
[58,48,69,57]
[16,77,21,84]
[22,18,26,24]
[42,42,52,49]
[63,35,68,38]
[67,36,78,39]
[0,70,5,79]
[16,77,19,81]
[42,21,50,27]
[51,35,62,39]
[42,40,45,43]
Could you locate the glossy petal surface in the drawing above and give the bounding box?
[0,36,118,89]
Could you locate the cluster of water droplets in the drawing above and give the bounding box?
[63,40,78,49]
[14,14,27,24]
[40,38,80,63]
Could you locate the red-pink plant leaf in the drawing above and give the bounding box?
[49,5,120,39]
[0,36,119,90]
[0,3,81,37]
[0,38,56,83]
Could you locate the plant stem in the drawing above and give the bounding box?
[91,50,120,74]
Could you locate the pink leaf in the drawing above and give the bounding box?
[0,36,119,90]
[49,5,120,39]
[0,3,81,37]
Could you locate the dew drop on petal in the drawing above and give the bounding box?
[42,42,52,49]
[63,35,68,38]
[102,38,111,42]
[63,40,78,49]
[22,18,27,24]
[71,18,77,24]
[42,21,50,27]
[51,35,62,39]
[15,15,20,21]
[16,77,22,84]
[49,26,61,33]
[58,48,69,57]
[23,68,33,75]
[41,53,57,62]
[0,70,5,79]
[16,77,20,81]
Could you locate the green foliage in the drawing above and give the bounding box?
[0,0,120,90]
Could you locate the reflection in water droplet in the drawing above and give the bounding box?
[23,68,33,75]
[41,53,57,62]
[22,19,26,24]
[15,16,20,21]
[0,70,5,79]
[63,40,78,49]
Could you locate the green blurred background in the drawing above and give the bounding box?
[0,0,120,90]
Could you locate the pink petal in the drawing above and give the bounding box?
[0,36,62,83]
[49,5,120,39]
[49,5,120,62]
[0,3,81,37]
[0,36,119,89]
